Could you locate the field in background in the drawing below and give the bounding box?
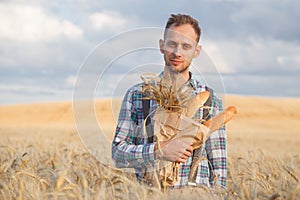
[0,95,299,199]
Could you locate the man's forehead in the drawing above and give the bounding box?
[164,24,198,44]
[164,30,197,45]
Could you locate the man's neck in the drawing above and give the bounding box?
[162,66,190,89]
[178,71,190,82]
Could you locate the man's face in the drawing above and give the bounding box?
[160,24,201,74]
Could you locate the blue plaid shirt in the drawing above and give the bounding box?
[112,74,227,188]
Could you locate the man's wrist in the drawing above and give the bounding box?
[154,141,164,160]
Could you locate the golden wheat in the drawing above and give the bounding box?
[0,137,299,200]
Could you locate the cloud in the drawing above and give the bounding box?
[277,55,300,67]
[230,1,300,42]
[1,0,300,105]
[0,3,83,43]
[203,36,300,76]
[222,73,300,97]
[0,84,58,95]
[0,83,73,105]
[65,75,77,88]
[89,11,126,31]
[200,40,235,74]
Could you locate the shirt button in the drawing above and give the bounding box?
[137,159,144,164]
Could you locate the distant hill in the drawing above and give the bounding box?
[0,95,299,156]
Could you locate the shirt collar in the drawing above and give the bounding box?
[158,71,197,91]
[188,72,198,90]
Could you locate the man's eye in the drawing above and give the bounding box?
[167,42,176,48]
[183,44,191,49]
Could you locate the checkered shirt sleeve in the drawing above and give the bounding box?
[112,83,156,169]
[205,90,227,188]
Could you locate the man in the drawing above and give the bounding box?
[112,14,227,188]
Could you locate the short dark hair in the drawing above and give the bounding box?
[165,13,201,42]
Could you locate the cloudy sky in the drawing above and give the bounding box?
[1,0,299,105]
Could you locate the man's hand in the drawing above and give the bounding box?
[155,139,193,163]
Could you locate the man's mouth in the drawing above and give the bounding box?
[170,59,183,66]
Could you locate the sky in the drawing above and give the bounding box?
[1,0,300,105]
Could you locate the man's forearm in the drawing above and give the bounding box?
[112,141,156,168]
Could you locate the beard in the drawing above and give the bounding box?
[177,65,189,73]
[164,55,190,74]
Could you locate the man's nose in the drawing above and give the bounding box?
[173,46,182,57]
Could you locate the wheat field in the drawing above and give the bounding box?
[0,95,299,199]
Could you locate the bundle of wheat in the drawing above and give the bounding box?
[141,68,237,190]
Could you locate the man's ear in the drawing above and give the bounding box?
[159,39,165,54]
[193,45,202,58]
